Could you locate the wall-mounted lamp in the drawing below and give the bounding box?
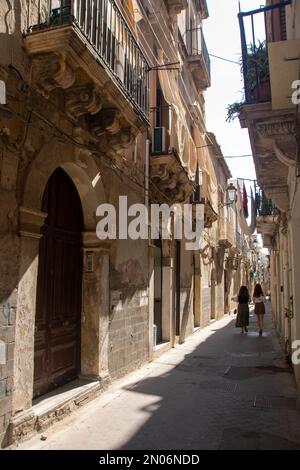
[218,182,237,209]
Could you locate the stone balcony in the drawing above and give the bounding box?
[195,0,209,19]
[150,148,194,203]
[186,27,211,91]
[255,189,280,248]
[218,216,234,248]
[239,103,294,213]
[202,197,217,228]
[24,0,149,156]
[256,215,279,249]
[164,0,188,15]
[238,3,297,214]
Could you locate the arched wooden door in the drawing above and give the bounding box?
[33,168,84,398]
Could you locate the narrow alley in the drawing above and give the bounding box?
[2,0,300,454]
[13,305,300,451]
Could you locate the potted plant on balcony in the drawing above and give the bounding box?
[246,41,270,102]
[226,41,270,123]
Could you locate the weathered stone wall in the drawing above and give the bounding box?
[0,0,30,445]
[109,288,149,378]
[201,263,211,327]
[215,279,225,320]
[179,247,193,339]
[107,174,150,379]
[0,115,21,449]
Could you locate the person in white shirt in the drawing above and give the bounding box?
[253,283,266,336]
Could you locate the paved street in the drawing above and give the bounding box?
[13,304,300,450]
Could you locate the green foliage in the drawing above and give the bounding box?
[245,41,269,90]
[226,41,269,122]
[226,101,244,123]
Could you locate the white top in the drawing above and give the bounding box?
[253,295,265,303]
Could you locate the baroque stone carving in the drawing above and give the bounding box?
[107,129,135,152]
[165,0,188,15]
[257,119,295,137]
[90,108,121,138]
[150,150,194,203]
[32,53,76,97]
[66,84,103,118]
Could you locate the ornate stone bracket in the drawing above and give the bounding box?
[264,186,289,213]
[165,0,188,15]
[107,129,135,153]
[256,119,295,137]
[150,151,194,203]
[31,52,76,97]
[66,84,103,118]
[202,197,218,228]
[90,108,121,137]
[273,141,296,167]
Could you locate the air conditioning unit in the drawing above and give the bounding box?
[152,127,166,153]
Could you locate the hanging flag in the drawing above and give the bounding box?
[243,183,249,218]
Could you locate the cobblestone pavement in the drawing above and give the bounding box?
[13,303,300,450]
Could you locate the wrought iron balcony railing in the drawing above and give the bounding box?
[186,27,211,87]
[28,0,149,119]
[255,189,278,217]
[238,1,291,104]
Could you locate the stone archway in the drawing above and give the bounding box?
[12,142,110,415]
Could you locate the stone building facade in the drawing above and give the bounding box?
[0,0,250,447]
[237,0,300,387]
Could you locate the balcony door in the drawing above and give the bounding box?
[33,168,83,398]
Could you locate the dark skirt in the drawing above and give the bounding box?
[235,303,249,327]
[254,302,265,315]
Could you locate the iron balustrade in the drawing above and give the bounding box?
[238,1,291,104]
[29,0,149,119]
[186,27,211,83]
[255,189,278,216]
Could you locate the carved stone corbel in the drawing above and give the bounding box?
[90,108,121,137]
[66,84,103,118]
[264,186,289,212]
[107,128,135,152]
[150,158,193,203]
[256,119,295,137]
[273,141,296,167]
[32,52,76,97]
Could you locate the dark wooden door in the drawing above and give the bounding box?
[33,168,83,398]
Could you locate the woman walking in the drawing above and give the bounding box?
[253,283,265,336]
[232,286,250,334]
